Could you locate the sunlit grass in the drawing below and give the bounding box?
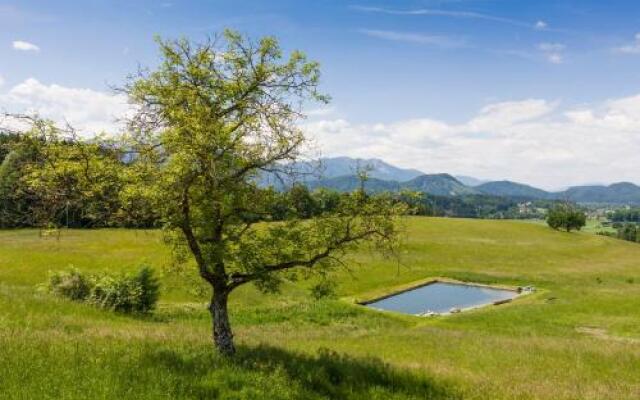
[1,217,639,399]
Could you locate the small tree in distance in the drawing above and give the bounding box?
[617,223,639,243]
[546,202,586,232]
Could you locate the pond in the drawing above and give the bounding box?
[363,281,518,315]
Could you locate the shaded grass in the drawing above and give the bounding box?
[0,334,458,400]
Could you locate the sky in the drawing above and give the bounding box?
[1,0,640,189]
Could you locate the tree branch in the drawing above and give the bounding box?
[227,227,386,288]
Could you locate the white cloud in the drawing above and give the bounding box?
[352,6,536,30]
[12,40,40,52]
[306,107,335,117]
[0,74,4,88]
[303,96,640,189]
[613,33,640,54]
[534,20,547,30]
[546,53,563,64]
[352,6,568,35]
[0,78,130,135]
[564,109,595,124]
[467,99,556,131]
[359,29,465,48]
[538,42,565,64]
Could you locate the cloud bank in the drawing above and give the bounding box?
[303,97,640,189]
[0,78,129,134]
[1,78,638,189]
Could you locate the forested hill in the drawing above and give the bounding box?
[305,173,475,197]
[475,181,553,200]
[559,182,640,204]
[282,158,640,205]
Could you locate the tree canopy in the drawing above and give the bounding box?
[546,203,586,232]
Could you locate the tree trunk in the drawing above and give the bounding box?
[209,287,235,356]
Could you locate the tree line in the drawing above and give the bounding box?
[0,136,410,230]
[1,132,560,229]
[594,208,640,243]
[608,208,640,223]
[0,129,158,229]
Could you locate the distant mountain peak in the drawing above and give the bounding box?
[315,156,424,182]
[609,182,637,189]
[404,173,478,196]
[455,175,489,187]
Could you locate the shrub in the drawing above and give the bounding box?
[310,279,337,300]
[46,266,160,314]
[89,275,139,313]
[546,203,586,232]
[617,223,639,243]
[89,266,160,313]
[131,266,161,312]
[47,268,92,301]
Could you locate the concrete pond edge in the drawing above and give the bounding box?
[346,277,538,317]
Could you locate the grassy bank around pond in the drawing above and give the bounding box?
[1,217,639,399]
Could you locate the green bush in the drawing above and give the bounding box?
[546,203,586,232]
[89,266,160,313]
[617,223,639,243]
[310,279,337,300]
[47,268,92,301]
[132,266,161,312]
[47,266,160,314]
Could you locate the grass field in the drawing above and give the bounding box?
[524,217,617,236]
[1,217,639,399]
[582,218,618,235]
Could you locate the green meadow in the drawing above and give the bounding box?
[1,217,639,399]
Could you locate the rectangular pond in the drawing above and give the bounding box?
[363,281,518,315]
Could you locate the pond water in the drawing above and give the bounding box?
[364,282,518,315]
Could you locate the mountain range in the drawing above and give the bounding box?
[267,157,640,205]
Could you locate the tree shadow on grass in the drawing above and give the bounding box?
[147,344,461,399]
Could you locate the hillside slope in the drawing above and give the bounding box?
[305,175,401,193]
[403,174,478,196]
[1,220,639,399]
[560,182,640,204]
[476,180,552,199]
[317,157,424,182]
[304,173,478,197]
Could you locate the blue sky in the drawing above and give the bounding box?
[2,0,640,188]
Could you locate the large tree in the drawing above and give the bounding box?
[123,31,406,355]
[11,31,406,356]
